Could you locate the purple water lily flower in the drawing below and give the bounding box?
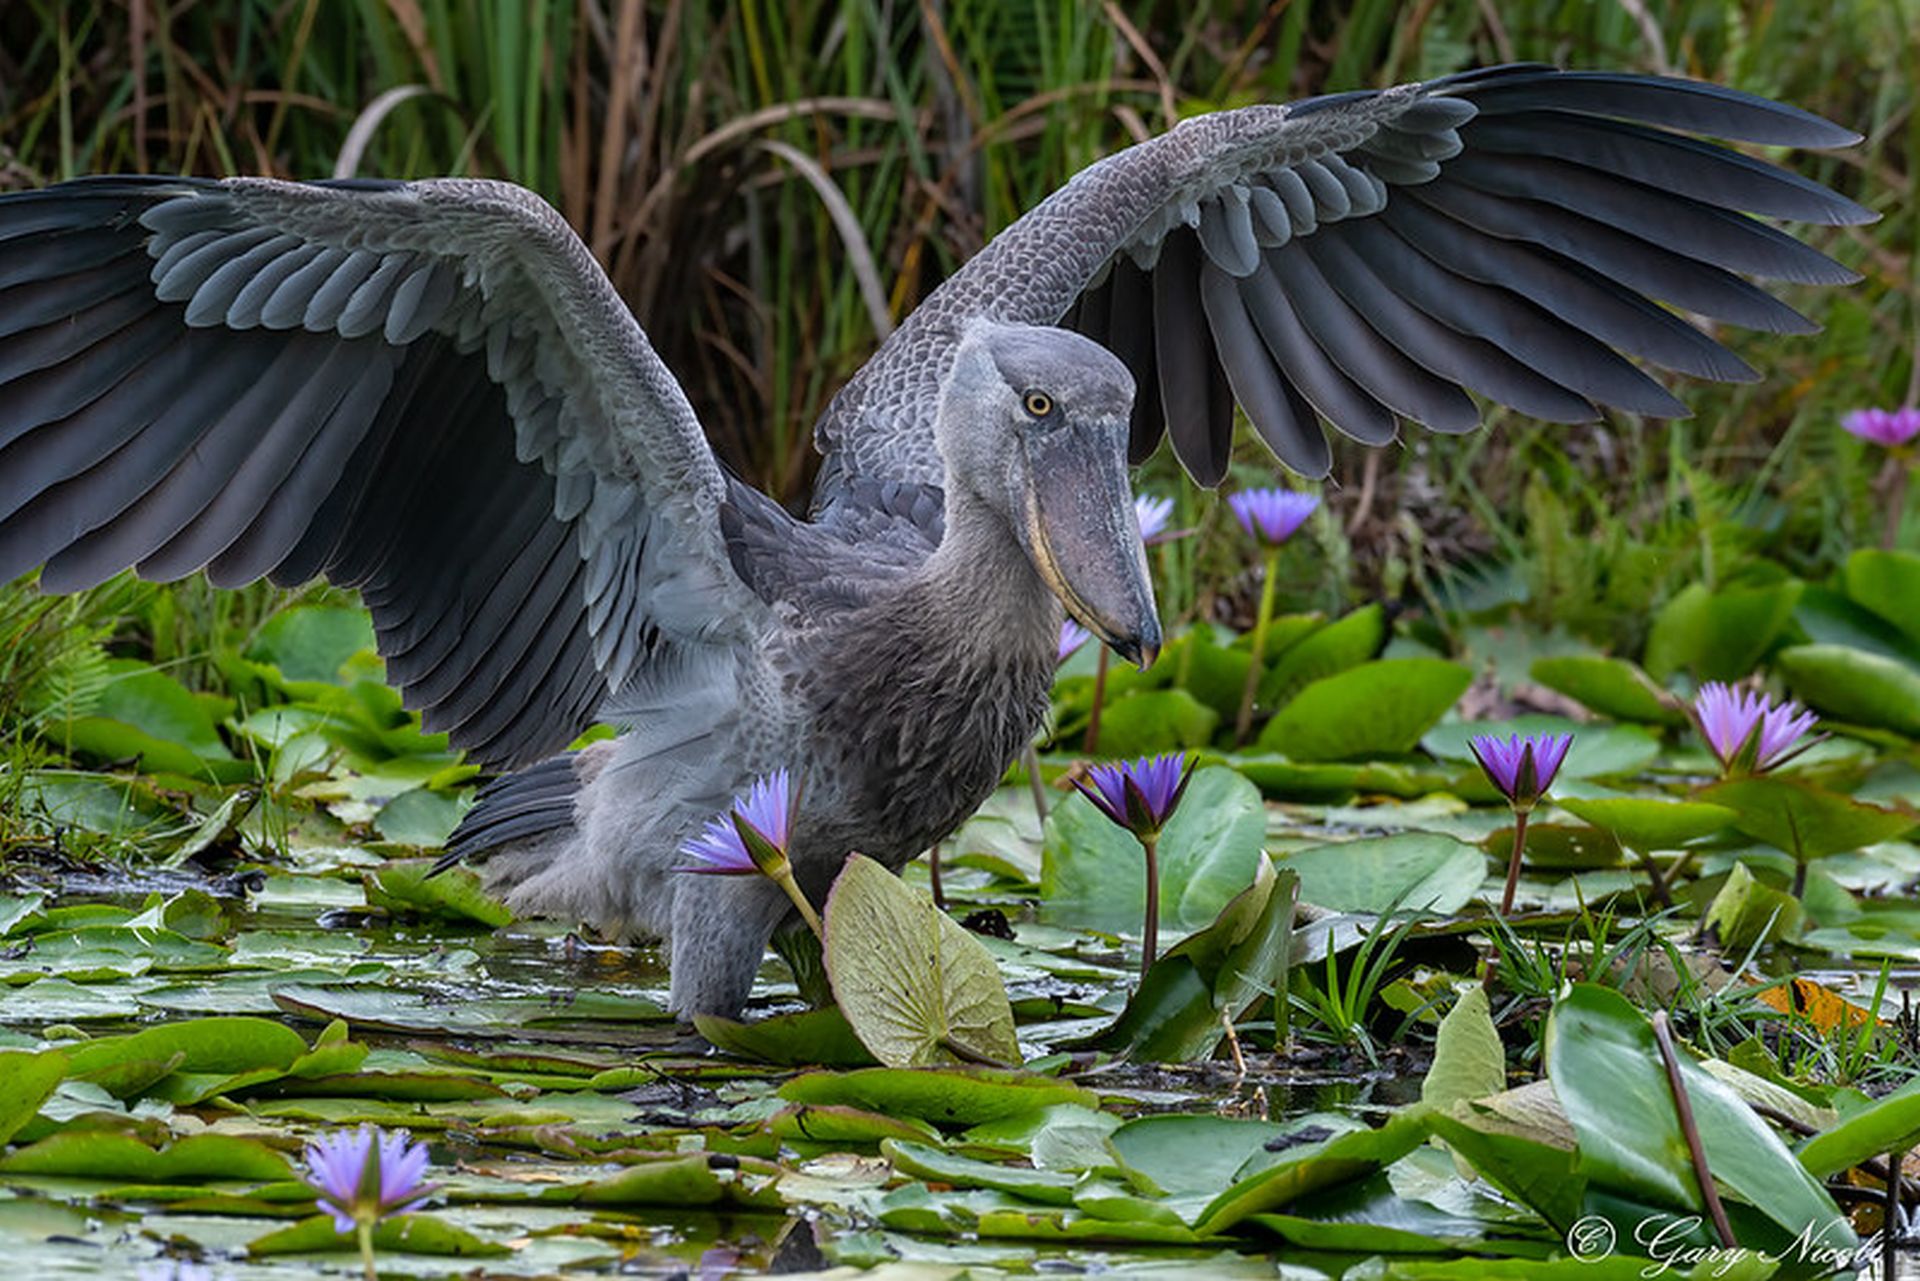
[303,1125,436,1235]
[1693,682,1818,775]
[1075,753,1192,841]
[1073,753,1194,978]
[1467,732,1573,915]
[680,770,792,875]
[676,769,824,937]
[1135,494,1175,544]
[1057,619,1091,664]
[1468,733,1573,814]
[1842,406,1920,450]
[1228,488,1319,547]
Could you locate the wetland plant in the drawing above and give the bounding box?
[1469,732,1573,915]
[1073,751,1194,977]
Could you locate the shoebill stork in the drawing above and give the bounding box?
[0,66,1871,1016]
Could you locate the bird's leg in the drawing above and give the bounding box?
[928,842,946,910]
[1022,743,1048,824]
[1221,1006,1248,1077]
[1085,647,1111,753]
[668,874,794,1018]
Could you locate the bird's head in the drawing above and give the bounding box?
[938,321,1161,667]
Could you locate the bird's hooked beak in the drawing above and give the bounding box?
[1019,418,1162,668]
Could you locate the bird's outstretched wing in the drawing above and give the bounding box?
[0,176,760,767]
[814,64,1874,492]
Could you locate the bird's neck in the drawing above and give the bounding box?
[918,479,1060,663]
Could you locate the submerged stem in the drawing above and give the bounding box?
[1499,808,1530,916]
[1140,835,1160,978]
[1233,549,1281,746]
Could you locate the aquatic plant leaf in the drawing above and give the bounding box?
[1556,797,1736,851]
[1843,549,1920,644]
[1085,689,1219,757]
[1529,655,1681,724]
[825,854,1018,1068]
[1421,986,1506,1110]
[1704,862,1805,948]
[1775,643,1920,736]
[1797,1077,1920,1179]
[769,1103,939,1147]
[0,1050,67,1145]
[694,1007,877,1067]
[1041,765,1266,933]
[0,1132,292,1182]
[245,605,378,687]
[1259,604,1385,710]
[1702,777,1915,862]
[61,1016,308,1078]
[1547,984,1851,1256]
[1193,1110,1431,1234]
[1281,832,1483,915]
[1258,659,1472,761]
[1485,822,1623,871]
[1643,580,1803,683]
[364,859,511,927]
[778,1067,1095,1127]
[248,1213,507,1257]
[882,1137,1079,1204]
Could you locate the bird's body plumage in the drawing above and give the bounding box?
[0,65,1872,1015]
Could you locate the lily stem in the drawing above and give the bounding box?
[1499,808,1529,916]
[1085,647,1111,754]
[772,868,825,940]
[1234,548,1281,746]
[1140,835,1160,979]
[1651,1010,1736,1249]
[356,1219,378,1281]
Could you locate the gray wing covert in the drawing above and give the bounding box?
[813,64,1873,493]
[0,175,758,767]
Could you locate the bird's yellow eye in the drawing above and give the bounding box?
[1023,390,1055,418]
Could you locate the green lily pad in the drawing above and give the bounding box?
[1281,833,1484,915]
[249,1212,507,1257]
[0,1132,292,1182]
[1775,643,1920,736]
[1547,984,1850,1256]
[778,1067,1096,1127]
[1194,1110,1432,1234]
[694,1007,877,1067]
[1422,986,1506,1109]
[1259,659,1472,761]
[1843,549,1920,644]
[882,1137,1079,1205]
[1797,1077,1920,1179]
[62,1016,309,1078]
[1704,862,1805,948]
[1530,656,1681,724]
[0,1050,67,1145]
[1258,605,1385,710]
[1087,689,1220,757]
[1644,580,1803,683]
[363,860,511,927]
[824,852,1019,1067]
[1486,823,1623,871]
[1702,777,1915,862]
[1556,797,1737,851]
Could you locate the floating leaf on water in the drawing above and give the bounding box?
[778,1067,1096,1127]
[1775,643,1920,736]
[1258,659,1472,761]
[1556,797,1736,851]
[1423,717,1660,781]
[1704,862,1805,949]
[1796,1077,1920,1179]
[881,1137,1079,1205]
[1702,777,1915,863]
[0,1132,292,1182]
[0,1050,66,1145]
[693,1007,877,1068]
[248,1212,508,1258]
[1843,549,1920,645]
[61,1016,309,1079]
[1529,655,1681,724]
[824,853,1019,1068]
[363,859,511,927]
[1086,689,1220,757]
[1644,580,1803,683]
[1259,605,1386,711]
[1281,833,1484,915]
[1421,986,1506,1110]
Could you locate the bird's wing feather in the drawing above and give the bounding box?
[812,64,1872,490]
[0,175,761,767]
